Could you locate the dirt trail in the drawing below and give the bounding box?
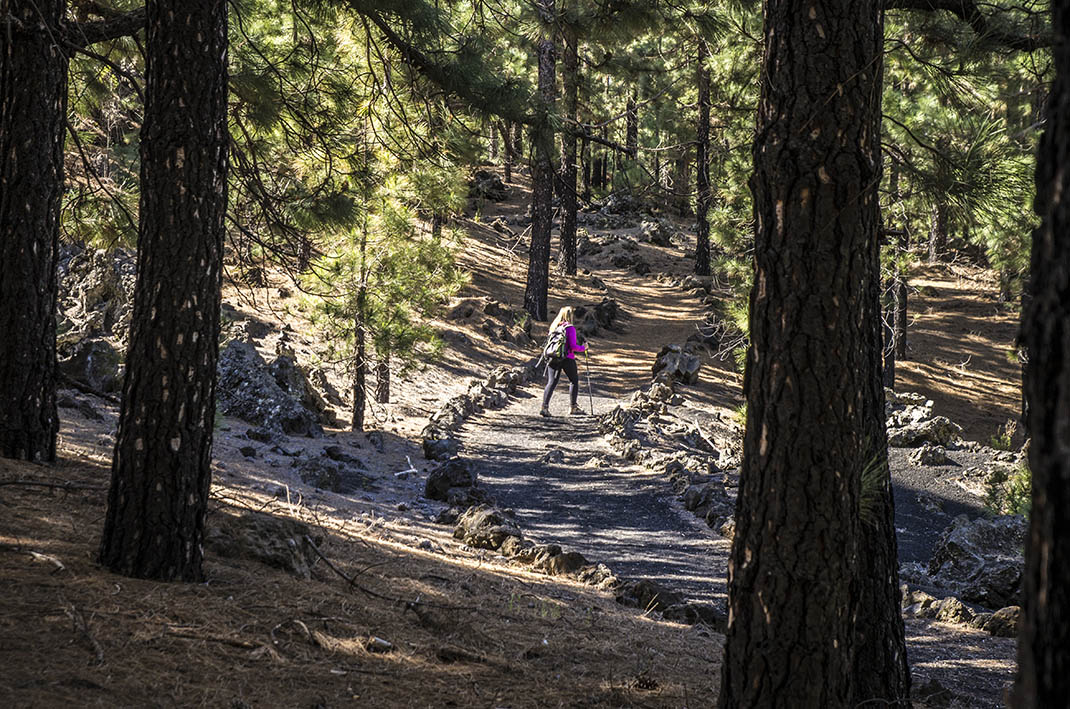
[457,385,731,607]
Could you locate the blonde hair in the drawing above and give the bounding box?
[549,306,574,332]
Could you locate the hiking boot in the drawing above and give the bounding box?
[539,407,551,417]
[569,405,585,416]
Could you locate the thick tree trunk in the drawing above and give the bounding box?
[0,0,67,462]
[523,0,556,322]
[99,0,228,582]
[694,40,712,277]
[719,1,905,705]
[1012,4,1070,704]
[557,26,578,275]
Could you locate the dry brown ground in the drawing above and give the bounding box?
[896,263,1022,443]
[1,168,1024,707]
[0,453,721,707]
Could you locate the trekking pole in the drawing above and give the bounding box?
[584,350,594,415]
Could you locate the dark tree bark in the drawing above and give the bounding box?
[500,120,513,183]
[351,227,369,432]
[351,313,366,432]
[581,129,592,201]
[598,124,608,189]
[513,122,523,163]
[674,154,691,217]
[625,88,638,159]
[928,199,948,263]
[719,0,906,705]
[523,0,556,321]
[375,355,390,404]
[694,40,712,277]
[0,0,68,462]
[99,0,229,581]
[652,123,661,189]
[894,230,909,360]
[1012,3,1070,704]
[489,121,499,162]
[557,25,579,276]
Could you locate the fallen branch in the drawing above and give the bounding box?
[58,371,121,404]
[0,479,108,492]
[303,535,474,612]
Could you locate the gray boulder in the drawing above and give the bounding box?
[216,340,323,437]
[55,245,138,390]
[576,563,618,589]
[572,298,621,337]
[468,169,508,201]
[888,415,962,447]
[292,452,372,494]
[908,443,953,466]
[927,514,1026,609]
[638,218,675,247]
[453,505,521,550]
[423,437,460,461]
[512,543,589,575]
[652,343,702,385]
[268,354,339,425]
[982,605,1019,637]
[424,458,477,501]
[58,338,122,393]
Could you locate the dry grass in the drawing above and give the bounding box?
[0,453,722,708]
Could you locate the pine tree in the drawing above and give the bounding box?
[99,0,229,581]
[0,0,68,462]
[719,0,906,704]
[524,0,557,321]
[1013,2,1070,703]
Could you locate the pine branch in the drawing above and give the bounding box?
[885,0,1052,51]
[64,6,146,48]
[354,5,534,125]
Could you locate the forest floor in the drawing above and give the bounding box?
[0,169,1022,707]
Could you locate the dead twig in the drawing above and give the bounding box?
[63,601,105,665]
[303,535,475,612]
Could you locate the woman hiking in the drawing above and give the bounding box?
[540,306,588,417]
